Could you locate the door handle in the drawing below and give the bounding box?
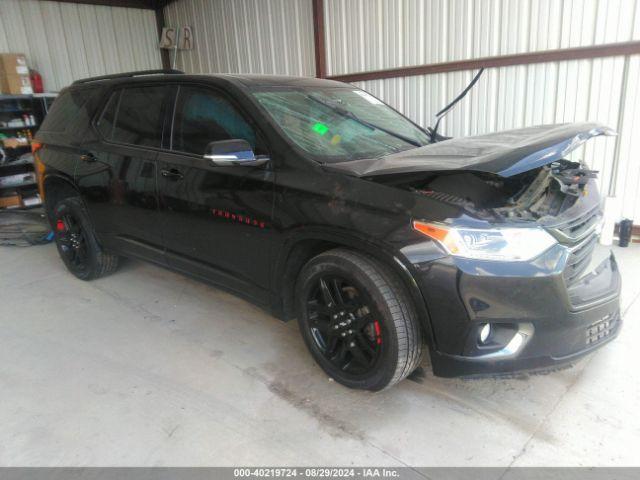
[161,168,184,180]
[80,153,97,163]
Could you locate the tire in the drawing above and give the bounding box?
[295,248,422,391]
[51,196,119,280]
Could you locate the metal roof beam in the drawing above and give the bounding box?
[328,41,640,83]
[34,0,159,10]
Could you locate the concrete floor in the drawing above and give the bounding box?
[0,243,638,467]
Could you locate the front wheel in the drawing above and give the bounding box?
[295,249,423,391]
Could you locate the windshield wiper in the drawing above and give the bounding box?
[306,94,422,148]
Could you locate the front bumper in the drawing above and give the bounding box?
[404,242,622,378]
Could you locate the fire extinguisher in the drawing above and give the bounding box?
[30,69,44,93]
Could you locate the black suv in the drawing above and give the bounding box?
[34,70,621,390]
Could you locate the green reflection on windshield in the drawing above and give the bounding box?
[312,122,329,136]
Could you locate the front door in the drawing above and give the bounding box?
[157,85,275,303]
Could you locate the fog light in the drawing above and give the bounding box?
[479,323,491,344]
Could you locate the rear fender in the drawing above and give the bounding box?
[42,172,80,222]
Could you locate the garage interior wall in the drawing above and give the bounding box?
[163,0,315,76]
[0,0,162,92]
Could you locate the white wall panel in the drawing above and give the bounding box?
[613,55,640,220]
[326,0,640,75]
[0,0,162,92]
[163,0,315,76]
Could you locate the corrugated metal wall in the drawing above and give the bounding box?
[163,0,315,76]
[325,0,640,221]
[0,0,162,92]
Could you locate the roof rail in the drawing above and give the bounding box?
[72,69,184,85]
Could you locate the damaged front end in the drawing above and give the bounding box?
[404,159,599,223]
[405,158,615,296]
[369,123,616,291]
[326,122,622,377]
[326,122,615,226]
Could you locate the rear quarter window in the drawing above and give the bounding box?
[39,88,95,134]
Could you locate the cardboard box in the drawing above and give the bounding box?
[0,73,33,94]
[0,53,29,76]
[0,53,32,94]
[0,194,22,209]
[1,137,30,149]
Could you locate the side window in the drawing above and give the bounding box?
[96,85,170,148]
[172,86,263,155]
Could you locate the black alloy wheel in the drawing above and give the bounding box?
[50,197,119,280]
[306,275,383,376]
[55,214,89,273]
[296,248,423,391]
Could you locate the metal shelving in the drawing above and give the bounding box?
[0,93,55,210]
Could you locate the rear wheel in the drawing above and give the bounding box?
[295,249,422,390]
[51,197,119,280]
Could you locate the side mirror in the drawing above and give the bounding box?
[204,139,269,167]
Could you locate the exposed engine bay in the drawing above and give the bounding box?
[326,123,612,223]
[397,160,598,222]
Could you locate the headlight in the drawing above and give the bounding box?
[412,221,557,261]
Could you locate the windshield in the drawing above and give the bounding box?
[251,87,430,162]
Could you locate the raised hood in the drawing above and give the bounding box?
[324,122,615,178]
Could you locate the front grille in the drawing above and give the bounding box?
[586,311,619,346]
[563,234,598,284]
[547,205,602,286]
[552,205,602,243]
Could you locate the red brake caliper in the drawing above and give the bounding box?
[374,320,382,345]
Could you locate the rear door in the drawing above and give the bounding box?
[75,84,174,264]
[157,84,275,303]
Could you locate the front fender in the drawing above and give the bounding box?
[271,226,437,347]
